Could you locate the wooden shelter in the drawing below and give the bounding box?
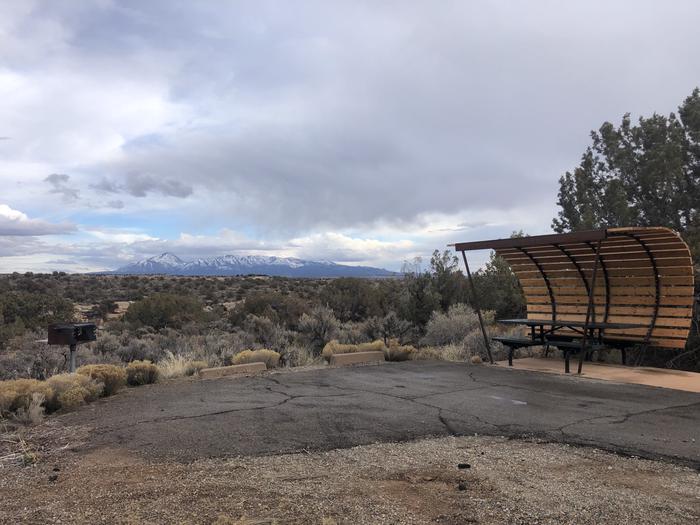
[453,227,696,372]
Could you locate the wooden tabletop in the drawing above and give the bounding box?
[497,318,649,330]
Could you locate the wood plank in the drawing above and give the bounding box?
[604,327,690,338]
[527,304,693,318]
[527,294,695,306]
[511,257,693,271]
[544,328,689,349]
[608,306,693,317]
[604,315,691,328]
[607,275,694,286]
[524,285,694,296]
[513,267,693,278]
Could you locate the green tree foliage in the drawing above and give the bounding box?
[231,291,307,328]
[400,272,441,330]
[363,311,413,345]
[124,293,208,330]
[0,292,74,347]
[429,250,468,311]
[473,251,525,319]
[553,88,700,257]
[320,278,379,322]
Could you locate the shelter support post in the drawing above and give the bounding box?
[461,251,494,364]
[577,239,603,374]
[69,344,77,373]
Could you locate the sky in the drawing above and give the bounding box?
[1,0,700,273]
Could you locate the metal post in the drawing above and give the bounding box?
[461,251,494,364]
[577,239,603,374]
[69,344,77,373]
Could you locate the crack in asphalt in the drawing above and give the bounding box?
[555,400,700,433]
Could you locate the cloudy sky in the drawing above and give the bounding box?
[1,1,699,272]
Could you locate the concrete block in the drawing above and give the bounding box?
[330,351,386,367]
[199,362,267,379]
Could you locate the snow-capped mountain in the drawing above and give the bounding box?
[110,253,397,278]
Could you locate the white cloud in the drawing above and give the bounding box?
[0,204,75,236]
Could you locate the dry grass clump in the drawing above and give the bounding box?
[0,379,53,416]
[158,352,209,379]
[0,373,105,419]
[232,349,280,369]
[321,340,387,362]
[413,344,468,362]
[384,340,416,362]
[45,373,103,411]
[126,360,160,386]
[76,364,127,396]
[411,346,445,361]
[14,392,45,424]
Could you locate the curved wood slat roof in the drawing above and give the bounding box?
[454,227,696,349]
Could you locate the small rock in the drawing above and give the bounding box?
[53,467,60,472]
[48,474,58,482]
[458,482,468,491]
[458,463,471,469]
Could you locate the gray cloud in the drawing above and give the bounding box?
[91,174,193,198]
[45,173,80,202]
[71,0,700,235]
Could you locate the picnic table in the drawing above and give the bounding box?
[495,318,649,373]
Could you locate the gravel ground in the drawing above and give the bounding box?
[1,424,699,524]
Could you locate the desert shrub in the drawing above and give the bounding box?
[45,373,103,412]
[231,292,307,328]
[336,322,368,344]
[321,340,387,362]
[362,312,413,346]
[232,349,280,369]
[126,360,160,386]
[94,332,121,356]
[298,305,339,355]
[77,364,127,396]
[384,339,416,362]
[463,326,512,362]
[0,379,53,415]
[124,293,208,330]
[284,345,315,367]
[242,315,293,351]
[420,303,480,347]
[0,331,66,380]
[116,336,166,363]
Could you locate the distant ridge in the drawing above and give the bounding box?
[108,253,398,278]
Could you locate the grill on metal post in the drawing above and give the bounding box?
[47,323,97,373]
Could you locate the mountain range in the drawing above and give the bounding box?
[109,253,397,278]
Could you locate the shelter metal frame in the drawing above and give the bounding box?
[452,227,695,373]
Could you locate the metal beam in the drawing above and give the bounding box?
[453,230,607,252]
[577,239,603,374]
[461,251,494,364]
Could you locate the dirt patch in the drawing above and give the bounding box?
[1,431,698,524]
